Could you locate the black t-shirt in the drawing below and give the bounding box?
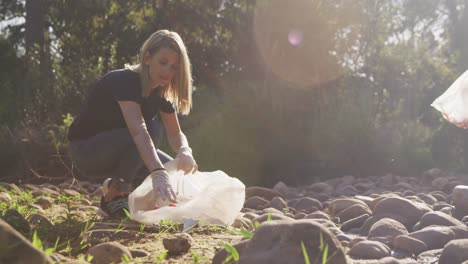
[68,69,175,141]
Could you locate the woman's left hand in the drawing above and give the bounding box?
[176,146,198,174]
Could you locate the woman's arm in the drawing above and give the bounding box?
[118,101,164,171]
[159,111,188,152]
[160,111,198,173]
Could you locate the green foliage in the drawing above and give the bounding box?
[32,231,60,256]
[154,250,168,263]
[300,241,311,264]
[223,243,239,263]
[48,113,74,151]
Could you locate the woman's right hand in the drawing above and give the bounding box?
[151,169,177,202]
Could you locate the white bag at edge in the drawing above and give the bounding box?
[128,159,245,226]
[431,69,468,126]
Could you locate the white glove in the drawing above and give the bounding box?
[151,169,176,202]
[176,146,198,174]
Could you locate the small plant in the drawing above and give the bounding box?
[223,243,239,263]
[234,229,253,239]
[48,113,74,151]
[154,250,168,263]
[300,241,311,264]
[31,231,60,256]
[192,251,200,264]
[77,254,94,262]
[139,223,146,233]
[121,253,131,263]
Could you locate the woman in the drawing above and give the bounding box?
[68,30,198,218]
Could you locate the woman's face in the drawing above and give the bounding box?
[145,47,180,88]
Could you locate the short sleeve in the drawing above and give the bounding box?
[159,96,175,113]
[106,70,142,104]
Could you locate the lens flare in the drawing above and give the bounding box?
[288,30,303,47]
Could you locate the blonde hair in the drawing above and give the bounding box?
[126,30,192,115]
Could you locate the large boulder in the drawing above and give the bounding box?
[0,218,53,264]
[416,211,465,230]
[368,218,408,241]
[439,239,468,264]
[408,226,455,250]
[212,220,346,264]
[87,242,132,264]
[372,197,432,230]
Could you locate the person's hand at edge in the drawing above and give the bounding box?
[151,169,176,202]
[176,146,198,175]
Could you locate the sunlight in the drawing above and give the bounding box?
[253,0,344,88]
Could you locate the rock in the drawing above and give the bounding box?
[372,196,432,230]
[162,233,194,255]
[341,214,370,232]
[212,219,347,264]
[433,202,452,211]
[272,181,289,197]
[335,204,371,223]
[0,218,53,263]
[417,211,465,230]
[336,233,352,242]
[267,197,288,211]
[232,216,254,231]
[453,185,468,217]
[360,216,380,236]
[87,242,132,264]
[354,195,374,206]
[349,237,366,248]
[245,187,284,201]
[408,226,455,250]
[0,182,20,193]
[79,198,92,206]
[62,188,81,197]
[253,213,294,224]
[393,235,428,255]
[130,248,150,258]
[377,256,403,264]
[262,207,284,215]
[432,177,450,191]
[369,194,398,210]
[1,208,31,234]
[291,197,322,212]
[83,229,139,246]
[451,226,468,239]
[305,211,330,220]
[417,249,444,262]
[294,212,307,219]
[243,212,259,221]
[349,240,391,259]
[306,182,334,193]
[28,204,45,214]
[336,185,359,196]
[35,197,54,209]
[368,218,408,241]
[430,191,447,202]
[28,213,54,229]
[0,192,12,202]
[244,196,269,210]
[416,193,438,205]
[328,198,368,216]
[439,239,468,264]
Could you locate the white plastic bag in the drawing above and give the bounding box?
[431,69,468,128]
[128,160,245,226]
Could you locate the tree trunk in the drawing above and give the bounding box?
[24,0,49,112]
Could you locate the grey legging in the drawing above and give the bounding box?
[68,118,173,192]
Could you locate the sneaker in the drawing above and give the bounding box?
[99,195,129,219]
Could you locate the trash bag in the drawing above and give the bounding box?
[128,159,245,226]
[431,69,468,128]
